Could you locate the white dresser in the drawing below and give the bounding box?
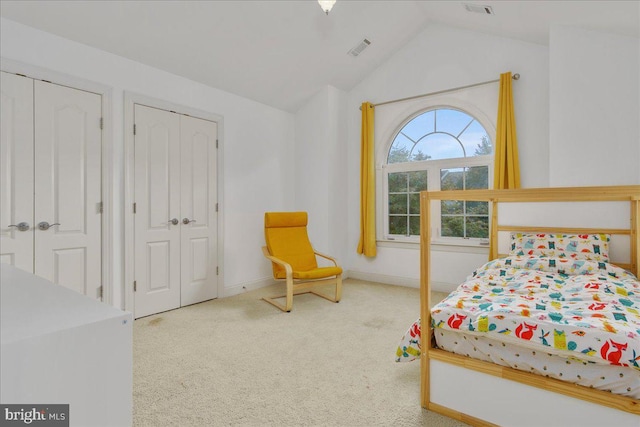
[0,265,132,426]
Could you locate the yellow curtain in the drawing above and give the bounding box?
[493,72,521,190]
[357,102,376,257]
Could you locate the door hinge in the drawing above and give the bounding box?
[98,285,103,299]
[216,139,218,149]
[216,267,219,276]
[133,202,137,214]
[98,202,103,214]
[215,203,218,212]
[134,281,137,292]
[100,117,104,130]
[133,124,137,135]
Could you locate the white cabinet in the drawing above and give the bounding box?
[0,265,132,427]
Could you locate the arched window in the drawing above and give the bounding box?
[383,107,492,241]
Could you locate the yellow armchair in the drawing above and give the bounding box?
[262,212,342,312]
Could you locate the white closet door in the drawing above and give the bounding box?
[0,72,34,272]
[34,80,102,299]
[134,104,181,318]
[180,115,217,306]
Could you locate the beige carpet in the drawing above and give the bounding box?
[133,279,468,426]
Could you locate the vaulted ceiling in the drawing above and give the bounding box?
[1,1,638,112]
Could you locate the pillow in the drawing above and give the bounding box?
[509,233,610,262]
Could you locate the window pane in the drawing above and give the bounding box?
[441,216,463,237]
[402,110,434,141]
[441,168,464,190]
[409,216,420,236]
[408,170,428,192]
[389,216,407,235]
[435,109,472,137]
[388,172,407,193]
[415,134,462,160]
[466,201,488,215]
[466,166,489,189]
[388,135,413,164]
[409,194,421,214]
[389,194,407,215]
[441,200,463,215]
[459,122,492,157]
[466,216,489,238]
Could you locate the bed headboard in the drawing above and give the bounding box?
[420,185,640,278]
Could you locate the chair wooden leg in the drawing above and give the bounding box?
[262,276,295,312]
[262,275,342,312]
[335,274,342,303]
[285,276,293,312]
[262,296,290,312]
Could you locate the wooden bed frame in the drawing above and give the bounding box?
[420,185,640,426]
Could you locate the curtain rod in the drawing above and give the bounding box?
[362,73,520,109]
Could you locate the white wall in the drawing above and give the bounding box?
[294,88,331,251]
[345,23,550,290]
[549,25,640,186]
[327,86,349,266]
[294,85,349,265]
[0,18,296,306]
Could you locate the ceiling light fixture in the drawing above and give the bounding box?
[318,0,336,15]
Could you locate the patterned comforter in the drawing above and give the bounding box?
[397,256,640,369]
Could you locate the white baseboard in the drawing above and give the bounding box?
[346,270,419,288]
[346,270,456,293]
[223,277,276,298]
[223,272,458,298]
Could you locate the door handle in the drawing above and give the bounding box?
[8,222,30,232]
[38,221,60,231]
[182,218,197,225]
[168,218,179,225]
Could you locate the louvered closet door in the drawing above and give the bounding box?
[134,104,181,318]
[180,115,217,306]
[0,72,34,272]
[34,80,103,299]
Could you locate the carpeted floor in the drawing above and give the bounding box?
[133,279,468,426]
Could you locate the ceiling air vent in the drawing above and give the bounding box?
[348,39,371,57]
[463,3,494,15]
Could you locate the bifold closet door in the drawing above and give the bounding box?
[133,104,218,318]
[180,115,217,306]
[33,80,103,298]
[134,105,182,318]
[0,72,34,273]
[1,74,102,299]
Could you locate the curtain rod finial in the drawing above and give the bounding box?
[513,73,520,80]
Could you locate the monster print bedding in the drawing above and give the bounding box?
[397,235,640,398]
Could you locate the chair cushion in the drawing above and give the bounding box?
[274,266,343,280]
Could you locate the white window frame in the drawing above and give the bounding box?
[377,103,495,247]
